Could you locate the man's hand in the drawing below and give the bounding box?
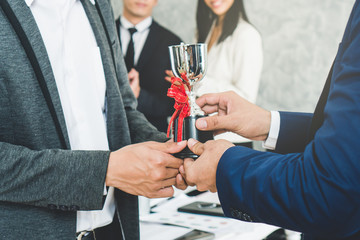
[165,138,188,191]
[182,139,234,193]
[195,91,271,141]
[128,68,140,98]
[106,141,187,198]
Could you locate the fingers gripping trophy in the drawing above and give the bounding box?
[167,43,213,159]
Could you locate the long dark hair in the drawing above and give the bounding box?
[196,0,249,44]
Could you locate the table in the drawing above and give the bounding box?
[139,190,301,240]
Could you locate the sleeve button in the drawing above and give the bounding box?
[47,204,58,210]
[70,205,80,211]
[59,205,69,211]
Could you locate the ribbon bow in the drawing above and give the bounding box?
[167,73,191,142]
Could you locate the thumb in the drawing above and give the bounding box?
[196,115,227,131]
[187,138,204,156]
[151,140,187,154]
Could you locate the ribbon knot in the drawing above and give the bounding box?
[167,74,191,142]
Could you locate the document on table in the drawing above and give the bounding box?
[141,192,280,239]
[140,222,193,240]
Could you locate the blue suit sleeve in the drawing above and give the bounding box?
[275,112,313,154]
[216,2,360,238]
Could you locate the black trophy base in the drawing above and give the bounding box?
[173,115,213,159]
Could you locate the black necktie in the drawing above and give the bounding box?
[125,27,137,72]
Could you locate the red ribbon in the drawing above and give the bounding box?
[167,73,191,142]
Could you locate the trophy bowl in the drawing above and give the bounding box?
[169,43,207,90]
[168,43,213,159]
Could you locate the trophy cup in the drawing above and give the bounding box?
[168,43,213,159]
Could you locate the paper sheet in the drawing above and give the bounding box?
[141,211,254,234]
[142,191,299,240]
[140,222,192,240]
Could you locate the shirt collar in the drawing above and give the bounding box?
[25,0,34,7]
[120,16,152,33]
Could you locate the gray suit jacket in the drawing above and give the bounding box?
[0,0,167,239]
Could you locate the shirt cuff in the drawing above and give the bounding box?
[262,111,280,150]
[103,184,108,195]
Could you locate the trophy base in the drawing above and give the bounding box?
[173,115,213,159]
[173,148,199,159]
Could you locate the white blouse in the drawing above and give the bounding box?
[195,19,263,143]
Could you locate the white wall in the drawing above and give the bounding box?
[111,0,354,112]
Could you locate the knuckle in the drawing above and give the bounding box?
[191,143,200,153]
[169,178,176,185]
[151,173,160,181]
[150,183,161,192]
[152,158,164,167]
[203,140,215,148]
[197,185,205,192]
[186,175,196,185]
[207,139,216,145]
[151,171,164,181]
[212,117,220,127]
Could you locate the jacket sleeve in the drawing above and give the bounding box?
[0,141,109,211]
[216,2,360,238]
[274,112,313,154]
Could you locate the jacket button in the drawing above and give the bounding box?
[243,213,253,222]
[59,205,69,211]
[47,204,58,210]
[230,208,240,218]
[70,205,80,211]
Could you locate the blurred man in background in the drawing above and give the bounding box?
[116,0,182,133]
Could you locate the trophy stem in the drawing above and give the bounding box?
[188,90,203,116]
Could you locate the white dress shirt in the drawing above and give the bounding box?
[26,0,115,232]
[195,20,263,143]
[119,16,152,65]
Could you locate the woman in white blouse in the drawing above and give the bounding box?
[195,0,263,146]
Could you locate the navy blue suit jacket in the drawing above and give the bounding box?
[216,1,360,239]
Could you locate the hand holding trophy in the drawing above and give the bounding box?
[167,43,213,159]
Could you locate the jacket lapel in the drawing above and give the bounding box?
[116,18,121,47]
[81,0,134,150]
[7,0,70,148]
[81,0,119,97]
[81,4,140,239]
[136,21,161,71]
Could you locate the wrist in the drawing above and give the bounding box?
[257,110,272,141]
[105,152,117,187]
